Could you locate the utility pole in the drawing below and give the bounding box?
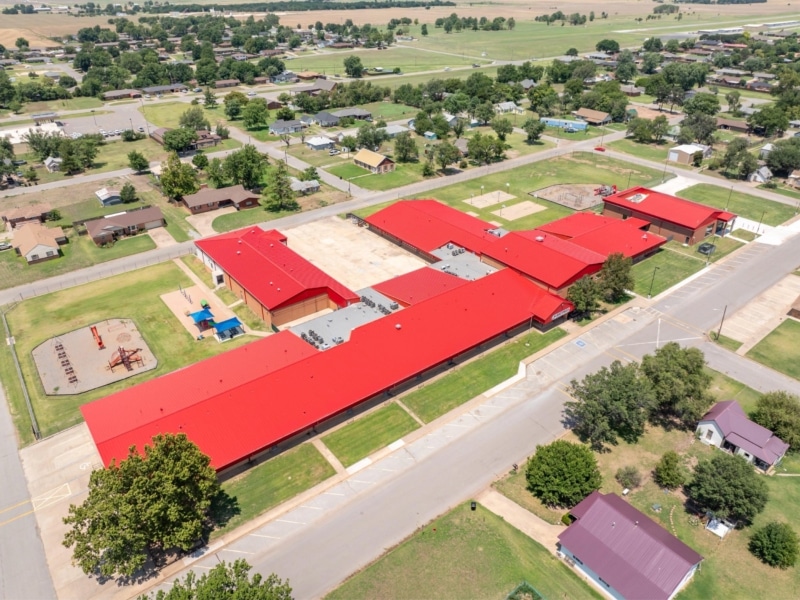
[716,305,728,340]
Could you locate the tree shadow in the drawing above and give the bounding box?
[207,486,241,534]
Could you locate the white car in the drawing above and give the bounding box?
[247,91,257,97]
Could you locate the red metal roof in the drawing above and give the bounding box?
[82,269,570,471]
[372,267,468,306]
[603,187,737,230]
[537,212,649,239]
[195,227,359,310]
[514,230,607,266]
[559,492,703,600]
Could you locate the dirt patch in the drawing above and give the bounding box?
[631,105,670,120]
[2,175,140,212]
[464,190,515,209]
[492,200,545,221]
[532,184,604,210]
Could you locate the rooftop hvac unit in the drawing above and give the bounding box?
[627,193,648,203]
[535,236,545,242]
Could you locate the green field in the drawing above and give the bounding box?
[286,46,489,76]
[0,263,255,442]
[138,101,228,130]
[216,443,335,538]
[402,328,566,423]
[23,97,104,113]
[326,502,600,600]
[678,184,797,226]
[322,403,420,467]
[358,101,418,121]
[712,333,743,353]
[664,235,743,263]
[608,138,670,163]
[706,368,762,414]
[0,229,156,291]
[630,248,704,297]
[746,319,800,381]
[328,161,426,191]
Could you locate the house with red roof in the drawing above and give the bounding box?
[559,492,703,600]
[82,269,570,471]
[697,400,789,472]
[195,227,359,328]
[602,186,736,246]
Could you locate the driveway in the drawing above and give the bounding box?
[148,227,178,248]
[186,207,236,237]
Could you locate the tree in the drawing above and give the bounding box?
[679,113,716,145]
[15,37,29,50]
[490,116,513,142]
[525,440,601,508]
[566,360,656,450]
[263,161,298,212]
[203,88,218,108]
[749,105,789,137]
[595,39,620,53]
[207,157,226,187]
[340,135,357,154]
[641,343,713,426]
[685,453,769,524]
[159,152,199,200]
[751,391,800,452]
[749,522,800,569]
[24,166,38,183]
[615,50,637,84]
[521,118,546,144]
[163,128,198,153]
[725,90,741,116]
[127,150,149,173]
[474,102,495,125]
[223,144,267,190]
[599,252,633,302]
[627,117,654,143]
[242,97,270,130]
[138,559,292,600]
[300,165,319,181]
[179,106,211,132]
[120,182,137,203]
[62,434,223,578]
[421,24,428,36]
[356,123,388,152]
[653,451,686,489]
[434,141,460,172]
[192,153,209,171]
[615,466,642,489]
[683,92,720,117]
[394,131,418,163]
[225,98,243,120]
[344,55,364,78]
[567,276,600,318]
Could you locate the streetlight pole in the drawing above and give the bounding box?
[647,266,660,299]
[725,185,733,211]
[757,209,766,234]
[91,109,97,127]
[661,158,669,183]
[716,304,728,340]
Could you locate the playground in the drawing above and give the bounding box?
[530,184,606,211]
[32,319,156,396]
[159,284,244,342]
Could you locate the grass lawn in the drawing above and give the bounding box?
[1,263,255,441]
[322,403,420,467]
[353,152,665,231]
[374,65,500,90]
[544,126,605,141]
[328,161,426,191]
[215,443,335,538]
[139,101,228,130]
[711,333,743,353]
[760,183,800,202]
[24,97,103,113]
[92,138,168,173]
[358,101,418,121]
[402,328,566,424]
[731,228,757,242]
[493,470,564,526]
[215,286,239,306]
[181,254,213,287]
[326,502,600,600]
[664,235,743,263]
[706,368,761,414]
[232,302,269,332]
[746,319,800,381]
[630,249,704,297]
[0,230,156,291]
[212,207,290,232]
[288,144,345,169]
[678,184,797,226]
[608,138,670,163]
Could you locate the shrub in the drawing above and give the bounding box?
[615,465,642,489]
[459,159,468,169]
[561,513,573,526]
[654,451,686,489]
[749,522,799,569]
[525,440,601,508]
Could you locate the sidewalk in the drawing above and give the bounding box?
[476,489,562,554]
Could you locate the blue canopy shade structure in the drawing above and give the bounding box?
[189,308,215,324]
[213,317,243,333]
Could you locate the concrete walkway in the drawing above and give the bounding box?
[477,489,562,555]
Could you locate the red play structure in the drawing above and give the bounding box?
[90,326,105,350]
[108,347,143,372]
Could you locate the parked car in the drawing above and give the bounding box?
[247,91,257,97]
[0,242,12,251]
[12,159,26,166]
[194,87,202,93]
[144,94,151,99]
[138,126,145,132]
[329,149,340,155]
[698,242,716,256]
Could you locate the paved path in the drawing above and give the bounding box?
[476,489,562,554]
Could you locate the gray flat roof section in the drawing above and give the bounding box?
[289,288,400,348]
[429,248,498,282]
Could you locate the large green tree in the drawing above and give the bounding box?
[434,141,460,171]
[567,276,601,318]
[599,252,633,303]
[521,118,546,144]
[163,128,198,153]
[223,144,267,190]
[63,434,223,578]
[525,440,601,508]
[653,450,687,489]
[263,161,298,212]
[242,97,270,130]
[751,391,800,452]
[490,116,513,142]
[343,55,364,78]
[685,453,769,524]
[128,150,149,173]
[138,559,292,599]
[394,131,418,163]
[179,106,211,132]
[566,360,656,450]
[160,152,199,200]
[640,342,712,427]
[749,522,800,569]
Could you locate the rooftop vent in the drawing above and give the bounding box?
[627,193,648,203]
[535,235,545,242]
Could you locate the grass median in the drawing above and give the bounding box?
[402,328,566,424]
[322,403,420,467]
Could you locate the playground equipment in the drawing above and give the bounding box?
[90,325,105,350]
[108,347,143,372]
[594,184,617,197]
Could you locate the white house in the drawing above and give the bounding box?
[289,177,320,195]
[305,136,334,151]
[668,144,712,165]
[697,400,789,472]
[95,187,122,206]
[494,101,522,114]
[747,166,773,184]
[759,143,775,160]
[44,156,63,173]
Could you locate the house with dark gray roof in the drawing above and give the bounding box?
[268,119,304,135]
[331,107,372,120]
[314,111,340,127]
[558,492,703,600]
[697,400,789,471]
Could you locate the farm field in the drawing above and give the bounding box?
[326,502,600,600]
[0,262,255,443]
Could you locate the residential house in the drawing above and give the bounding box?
[195,130,221,149]
[746,80,772,93]
[748,166,773,184]
[44,157,62,173]
[621,84,644,97]
[314,111,340,127]
[85,206,165,246]
[306,136,335,151]
[268,119,304,135]
[12,222,67,264]
[716,117,749,133]
[140,83,188,94]
[697,400,789,472]
[181,185,260,214]
[789,169,800,187]
[331,107,372,121]
[353,149,395,174]
[214,79,240,89]
[95,188,122,206]
[1,205,52,229]
[759,143,775,159]
[102,89,142,100]
[454,138,469,157]
[668,143,712,165]
[289,177,320,195]
[573,107,611,126]
[296,71,322,81]
[520,79,537,91]
[272,71,297,84]
[294,78,337,96]
[558,491,703,600]
[494,101,522,114]
[380,124,409,138]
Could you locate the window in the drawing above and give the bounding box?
[599,578,610,588]
[46,250,55,257]
[705,429,713,440]
[30,254,39,260]
[573,555,583,565]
